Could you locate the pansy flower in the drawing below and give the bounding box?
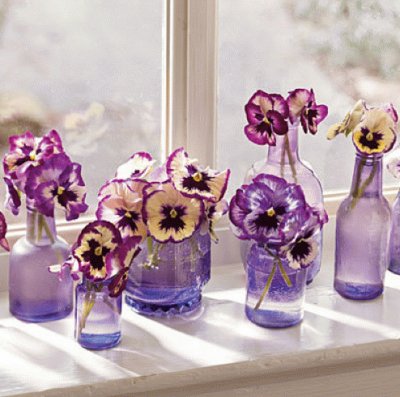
[279,207,325,270]
[116,152,155,180]
[4,177,22,215]
[229,174,306,244]
[143,181,204,243]
[96,179,148,241]
[73,220,122,281]
[48,251,81,281]
[25,153,88,221]
[352,108,396,155]
[244,90,289,145]
[107,236,141,297]
[167,148,230,202]
[201,199,229,242]
[3,130,64,185]
[0,211,9,251]
[287,88,328,134]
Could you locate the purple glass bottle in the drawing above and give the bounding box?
[244,122,323,283]
[125,229,211,316]
[245,242,307,328]
[75,278,122,350]
[334,154,391,300]
[389,192,400,274]
[9,205,72,322]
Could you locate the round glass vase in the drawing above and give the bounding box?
[75,278,122,350]
[334,153,391,300]
[245,242,307,328]
[9,206,72,322]
[388,191,400,274]
[243,121,323,284]
[125,229,211,316]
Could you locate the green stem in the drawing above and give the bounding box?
[284,135,298,183]
[264,246,292,287]
[350,161,377,209]
[254,263,277,311]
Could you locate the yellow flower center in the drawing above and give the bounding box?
[29,151,36,161]
[57,186,65,195]
[266,208,275,217]
[366,132,374,141]
[263,116,271,125]
[193,172,203,182]
[170,208,178,218]
[94,246,102,256]
[125,211,132,218]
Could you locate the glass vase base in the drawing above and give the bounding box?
[245,306,303,328]
[334,280,383,300]
[388,263,400,275]
[125,293,202,317]
[78,332,121,350]
[10,303,73,323]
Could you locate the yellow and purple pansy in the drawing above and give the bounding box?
[287,88,328,134]
[143,181,204,243]
[73,220,122,281]
[97,179,148,242]
[25,153,88,221]
[244,90,289,145]
[166,147,230,203]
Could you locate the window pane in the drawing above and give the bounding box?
[217,0,398,196]
[0,0,163,220]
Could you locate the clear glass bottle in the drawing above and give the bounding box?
[9,205,72,322]
[75,278,122,350]
[125,229,211,316]
[243,122,323,283]
[334,154,391,300]
[388,192,400,274]
[245,242,307,328]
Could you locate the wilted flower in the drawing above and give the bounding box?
[97,179,148,241]
[244,90,289,145]
[167,147,230,202]
[0,211,9,251]
[116,151,155,180]
[4,176,21,216]
[287,88,328,134]
[25,153,88,221]
[143,181,204,243]
[201,199,229,242]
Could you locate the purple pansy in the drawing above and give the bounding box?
[4,177,21,216]
[244,90,289,145]
[48,250,81,281]
[167,147,230,202]
[26,153,88,220]
[229,174,306,244]
[3,130,64,188]
[0,211,9,251]
[287,88,328,134]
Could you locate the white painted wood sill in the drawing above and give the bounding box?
[2,220,400,396]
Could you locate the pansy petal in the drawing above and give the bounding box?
[287,88,311,123]
[270,93,289,119]
[116,151,155,179]
[245,102,264,124]
[244,123,275,146]
[267,110,288,135]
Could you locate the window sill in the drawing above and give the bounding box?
[2,219,400,396]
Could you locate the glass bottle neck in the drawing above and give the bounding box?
[26,204,57,246]
[267,122,300,164]
[350,154,383,197]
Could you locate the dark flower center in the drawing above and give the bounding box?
[82,239,111,271]
[54,185,78,207]
[290,239,311,261]
[182,169,212,193]
[358,127,382,150]
[116,209,140,232]
[160,205,186,232]
[254,208,278,230]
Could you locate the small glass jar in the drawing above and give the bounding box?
[125,229,211,316]
[9,205,72,322]
[245,242,307,328]
[75,278,122,350]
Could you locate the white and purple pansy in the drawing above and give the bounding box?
[73,220,122,281]
[229,174,307,244]
[244,90,289,145]
[25,153,88,221]
[287,88,328,134]
[143,181,204,243]
[166,147,230,202]
[4,176,22,216]
[106,236,141,297]
[3,130,64,184]
[96,179,148,242]
[279,206,326,270]
[116,151,155,180]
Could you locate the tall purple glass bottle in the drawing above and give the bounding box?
[9,205,72,322]
[389,192,400,274]
[125,229,211,316]
[334,154,391,300]
[244,122,323,283]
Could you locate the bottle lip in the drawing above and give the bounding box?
[355,152,383,161]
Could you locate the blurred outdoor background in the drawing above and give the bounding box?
[0,0,399,222]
